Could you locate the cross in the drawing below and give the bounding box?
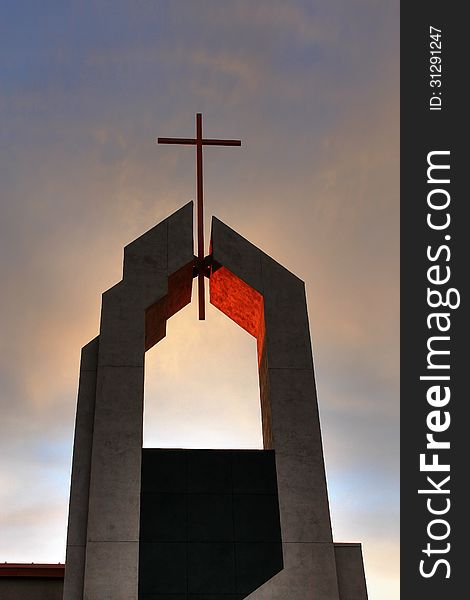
[157,113,241,320]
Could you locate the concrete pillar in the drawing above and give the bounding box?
[210,217,341,599]
[64,203,194,600]
[63,338,98,600]
[334,544,368,600]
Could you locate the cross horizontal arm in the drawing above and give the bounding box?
[157,137,241,147]
[157,137,197,145]
[202,139,242,146]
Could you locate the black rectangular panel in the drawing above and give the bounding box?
[139,449,283,599]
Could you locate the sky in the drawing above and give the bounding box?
[0,1,399,598]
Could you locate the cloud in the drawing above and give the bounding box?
[144,298,263,450]
[0,1,398,596]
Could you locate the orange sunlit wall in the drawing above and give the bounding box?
[210,265,265,365]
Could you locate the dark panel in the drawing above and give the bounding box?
[139,542,187,594]
[188,450,232,493]
[141,449,187,493]
[188,494,233,542]
[232,450,277,494]
[140,596,187,600]
[140,493,187,542]
[140,449,283,599]
[140,595,244,600]
[188,543,236,594]
[233,494,282,542]
[236,542,283,596]
[188,595,243,600]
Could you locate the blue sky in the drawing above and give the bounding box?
[0,2,399,598]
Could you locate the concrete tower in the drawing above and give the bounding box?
[62,202,368,600]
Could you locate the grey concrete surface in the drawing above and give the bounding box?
[62,338,98,600]
[84,541,139,599]
[210,218,334,542]
[334,544,368,600]
[211,217,366,599]
[267,367,333,542]
[260,254,314,371]
[64,203,194,600]
[244,542,340,600]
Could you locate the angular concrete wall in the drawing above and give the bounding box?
[210,217,367,599]
[335,544,368,600]
[63,204,367,600]
[63,203,194,600]
[63,338,99,600]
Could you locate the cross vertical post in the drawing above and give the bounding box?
[157,114,241,320]
[196,113,205,320]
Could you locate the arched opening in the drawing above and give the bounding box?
[139,271,283,600]
[143,277,263,449]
